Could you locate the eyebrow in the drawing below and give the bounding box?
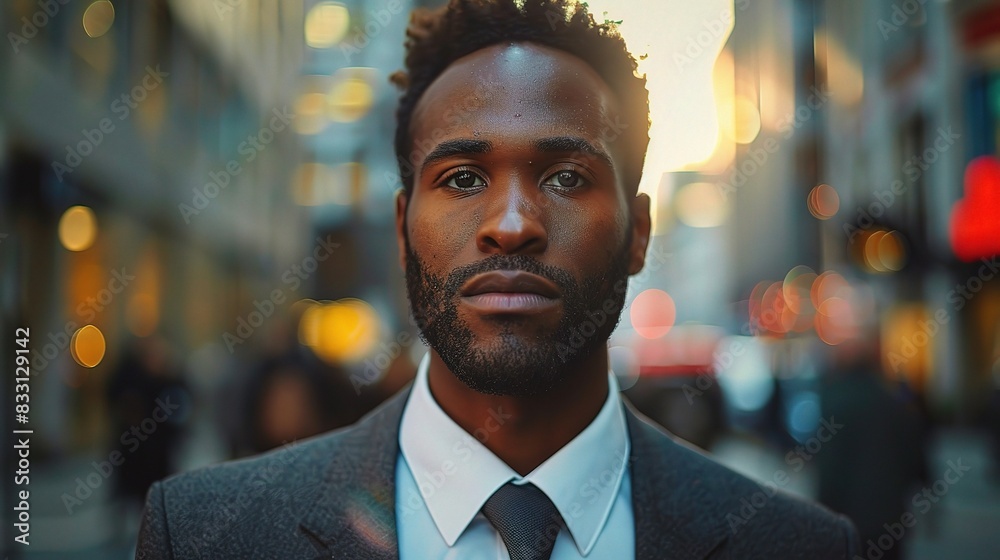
[421,139,493,168]
[533,136,615,171]
[418,136,615,171]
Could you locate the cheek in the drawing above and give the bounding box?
[551,204,626,265]
[408,203,479,262]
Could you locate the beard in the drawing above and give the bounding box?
[404,230,632,397]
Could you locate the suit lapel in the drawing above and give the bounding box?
[294,385,729,559]
[297,384,414,559]
[624,399,729,560]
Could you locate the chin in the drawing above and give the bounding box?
[439,333,595,397]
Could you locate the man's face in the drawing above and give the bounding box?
[396,42,650,396]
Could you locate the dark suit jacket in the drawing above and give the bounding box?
[136,384,859,559]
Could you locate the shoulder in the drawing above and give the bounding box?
[137,420,379,559]
[137,387,411,559]
[626,406,858,559]
[157,429,339,506]
[156,385,408,512]
[152,432,341,547]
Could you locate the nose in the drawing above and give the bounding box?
[476,179,548,256]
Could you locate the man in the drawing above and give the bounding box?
[136,1,859,558]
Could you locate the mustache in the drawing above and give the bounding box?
[441,255,575,296]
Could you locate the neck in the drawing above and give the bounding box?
[426,347,610,476]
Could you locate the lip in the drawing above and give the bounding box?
[459,271,561,315]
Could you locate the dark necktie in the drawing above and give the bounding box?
[481,481,565,560]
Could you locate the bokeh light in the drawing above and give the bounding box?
[715,336,773,412]
[811,270,850,309]
[878,230,907,271]
[783,265,817,315]
[299,299,380,363]
[58,206,98,251]
[751,269,862,340]
[761,281,791,335]
[294,91,329,135]
[864,230,888,272]
[950,156,1000,261]
[881,304,933,390]
[815,296,858,346]
[71,325,106,368]
[674,182,730,228]
[328,68,376,122]
[82,1,115,38]
[304,2,350,48]
[630,289,676,339]
[807,184,840,219]
[787,391,822,440]
[854,228,907,273]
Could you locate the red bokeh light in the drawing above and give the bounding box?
[950,156,1000,262]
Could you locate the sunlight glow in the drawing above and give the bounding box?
[585,0,736,195]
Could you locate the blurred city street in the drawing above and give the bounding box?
[3,0,1000,557]
[713,429,1000,560]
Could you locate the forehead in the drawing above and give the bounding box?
[409,42,621,161]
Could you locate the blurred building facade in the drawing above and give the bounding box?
[653,0,1000,430]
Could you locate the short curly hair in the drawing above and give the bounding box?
[390,0,650,196]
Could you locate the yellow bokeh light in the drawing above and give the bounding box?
[881,305,931,389]
[328,72,375,122]
[301,299,380,364]
[297,301,323,347]
[58,206,98,251]
[82,1,115,38]
[305,2,350,48]
[859,229,907,273]
[294,91,329,135]
[71,325,106,368]
[879,231,907,272]
[674,182,730,228]
[864,230,888,272]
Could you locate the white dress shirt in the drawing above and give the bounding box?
[396,352,634,559]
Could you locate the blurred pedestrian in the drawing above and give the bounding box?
[106,334,191,521]
[241,349,364,454]
[818,338,929,560]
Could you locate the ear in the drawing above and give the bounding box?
[628,193,652,275]
[395,189,409,272]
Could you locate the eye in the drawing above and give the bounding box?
[543,170,586,189]
[443,169,486,190]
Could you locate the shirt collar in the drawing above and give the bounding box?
[398,352,630,555]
